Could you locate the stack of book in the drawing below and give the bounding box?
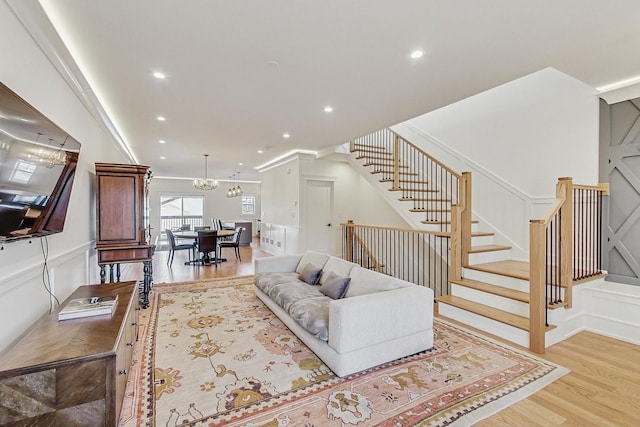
[58,295,119,321]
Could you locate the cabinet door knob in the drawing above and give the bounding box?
[119,369,128,375]
[126,341,134,347]
[132,321,138,326]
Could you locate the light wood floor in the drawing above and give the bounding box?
[120,239,640,426]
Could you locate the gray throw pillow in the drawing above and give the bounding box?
[319,272,351,299]
[298,263,323,285]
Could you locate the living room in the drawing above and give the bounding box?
[1,1,640,425]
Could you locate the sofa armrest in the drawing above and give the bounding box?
[328,286,434,354]
[254,254,303,274]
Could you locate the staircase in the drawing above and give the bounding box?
[348,129,607,352]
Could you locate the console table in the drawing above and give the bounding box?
[0,281,139,426]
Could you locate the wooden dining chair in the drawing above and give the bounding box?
[218,226,243,261]
[166,229,195,267]
[197,230,219,266]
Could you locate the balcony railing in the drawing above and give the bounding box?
[160,215,204,233]
[341,221,451,297]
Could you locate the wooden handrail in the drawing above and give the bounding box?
[341,221,450,238]
[389,129,462,179]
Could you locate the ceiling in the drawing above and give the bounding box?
[27,0,640,181]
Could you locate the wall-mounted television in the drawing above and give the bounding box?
[0,82,81,242]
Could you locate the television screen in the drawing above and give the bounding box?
[0,82,81,242]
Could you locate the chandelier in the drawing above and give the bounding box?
[30,133,67,168]
[193,154,218,190]
[227,172,243,198]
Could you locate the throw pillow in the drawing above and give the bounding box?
[298,263,323,285]
[319,272,351,299]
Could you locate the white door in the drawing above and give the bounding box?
[304,180,334,252]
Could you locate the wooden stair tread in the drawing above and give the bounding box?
[451,277,529,303]
[437,295,555,332]
[399,197,451,202]
[355,154,393,160]
[363,162,409,168]
[371,170,418,176]
[422,219,479,225]
[472,231,494,237]
[409,207,450,212]
[380,178,429,184]
[468,244,512,253]
[351,145,388,153]
[466,260,530,281]
[390,188,440,193]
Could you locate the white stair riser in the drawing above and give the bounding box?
[471,235,495,246]
[438,303,529,348]
[468,249,510,264]
[462,268,530,292]
[450,284,530,317]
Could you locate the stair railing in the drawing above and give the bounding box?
[342,221,452,297]
[349,128,473,290]
[350,129,466,233]
[529,177,608,353]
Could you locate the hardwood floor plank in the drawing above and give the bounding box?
[117,242,640,427]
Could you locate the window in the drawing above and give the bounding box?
[10,159,37,184]
[241,195,255,215]
[160,195,205,231]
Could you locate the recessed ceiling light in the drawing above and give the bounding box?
[283,133,290,139]
[156,116,166,121]
[158,139,166,144]
[153,71,166,79]
[238,162,243,166]
[160,156,166,160]
[257,150,264,154]
[410,50,424,59]
[324,106,333,113]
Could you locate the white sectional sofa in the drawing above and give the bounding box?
[254,251,434,377]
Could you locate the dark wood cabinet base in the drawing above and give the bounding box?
[0,282,139,426]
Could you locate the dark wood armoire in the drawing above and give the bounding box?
[95,163,153,306]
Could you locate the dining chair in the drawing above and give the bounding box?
[217,226,243,261]
[166,229,195,267]
[197,230,219,266]
[211,218,223,231]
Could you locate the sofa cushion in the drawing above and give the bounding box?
[319,257,358,285]
[268,281,325,312]
[288,297,331,341]
[345,266,412,298]
[319,272,351,299]
[254,272,299,295]
[295,251,330,274]
[298,263,323,285]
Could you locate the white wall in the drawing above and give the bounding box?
[148,177,261,242]
[259,155,408,255]
[402,68,600,196]
[393,68,601,256]
[0,3,127,352]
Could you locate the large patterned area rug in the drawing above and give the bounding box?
[119,276,568,426]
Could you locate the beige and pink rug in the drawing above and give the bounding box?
[119,276,568,426]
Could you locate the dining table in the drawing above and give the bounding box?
[173,229,235,265]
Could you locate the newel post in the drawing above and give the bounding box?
[450,205,463,282]
[460,172,472,266]
[529,219,546,354]
[557,177,573,308]
[345,220,355,263]
[392,134,400,190]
